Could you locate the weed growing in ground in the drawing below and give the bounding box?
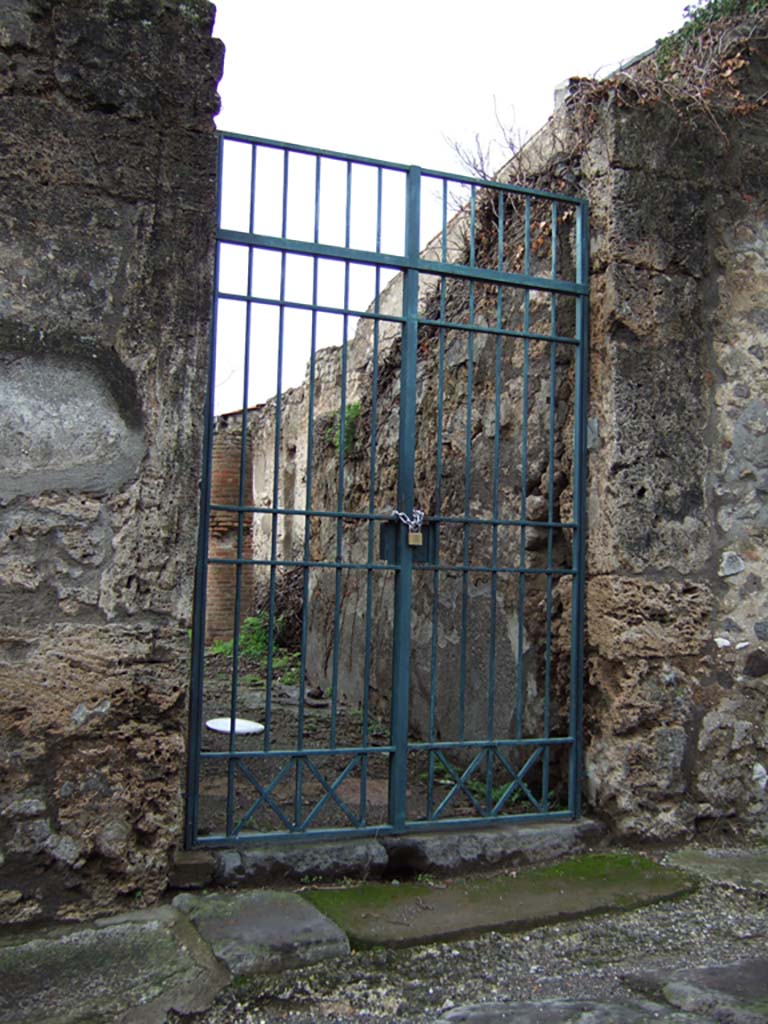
[206,613,269,659]
[424,761,563,810]
[272,649,301,686]
[205,613,302,684]
[424,766,521,806]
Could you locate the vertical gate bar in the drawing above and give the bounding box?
[542,200,559,809]
[469,184,477,267]
[226,140,259,836]
[389,164,419,830]
[440,175,448,262]
[360,290,380,820]
[515,198,532,740]
[427,279,447,817]
[514,347,531,734]
[484,183,507,810]
[459,275,476,745]
[329,160,353,749]
[550,200,559,283]
[569,199,590,816]
[295,155,323,826]
[487,262,503,745]
[345,159,352,248]
[485,289,503,810]
[264,148,291,755]
[362,171,385,725]
[497,191,505,271]
[426,178,450,820]
[375,165,383,254]
[185,133,226,848]
[279,143,288,238]
[313,152,321,241]
[360,166,385,820]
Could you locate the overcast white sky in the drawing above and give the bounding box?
[210,0,690,413]
[212,0,687,170]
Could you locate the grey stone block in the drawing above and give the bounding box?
[235,837,388,883]
[382,819,606,876]
[0,906,229,1024]
[212,849,244,884]
[173,889,350,976]
[168,849,216,890]
[627,958,768,1024]
[434,999,704,1023]
[664,848,768,891]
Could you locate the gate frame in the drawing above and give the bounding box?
[185,133,589,849]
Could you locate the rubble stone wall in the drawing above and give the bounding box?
[581,72,768,838]
[0,0,222,922]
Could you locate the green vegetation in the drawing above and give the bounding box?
[206,613,269,659]
[466,776,519,805]
[657,0,768,70]
[534,851,665,882]
[205,613,301,684]
[427,768,519,807]
[326,401,362,457]
[272,649,301,686]
[425,758,561,809]
[683,0,767,30]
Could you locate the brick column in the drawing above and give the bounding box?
[205,420,255,642]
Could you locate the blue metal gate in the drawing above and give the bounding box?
[185,134,589,847]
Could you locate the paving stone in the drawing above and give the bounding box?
[433,998,707,1022]
[0,906,229,1024]
[304,851,695,948]
[664,847,768,890]
[627,958,768,1024]
[172,889,350,976]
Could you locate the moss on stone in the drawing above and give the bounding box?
[303,852,698,949]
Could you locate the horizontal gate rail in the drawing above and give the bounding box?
[206,557,579,579]
[219,227,587,297]
[208,503,580,530]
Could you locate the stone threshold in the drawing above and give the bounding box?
[171,818,608,890]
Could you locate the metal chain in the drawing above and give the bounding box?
[391,508,425,531]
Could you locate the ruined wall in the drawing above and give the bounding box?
[579,37,768,839]
[0,0,222,921]
[10,0,765,932]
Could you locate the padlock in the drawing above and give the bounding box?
[408,530,423,547]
